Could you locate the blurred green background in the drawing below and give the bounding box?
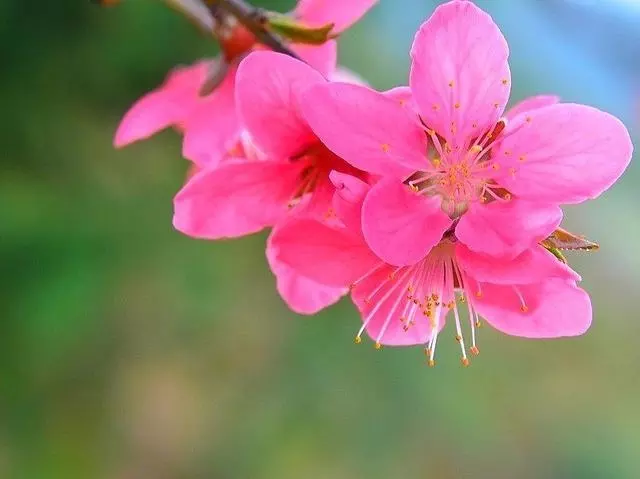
[2,0,639,477]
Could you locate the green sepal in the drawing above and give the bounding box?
[266,13,335,45]
[543,245,567,264]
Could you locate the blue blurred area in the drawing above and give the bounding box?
[1,1,639,478]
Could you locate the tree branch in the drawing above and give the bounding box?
[210,0,301,59]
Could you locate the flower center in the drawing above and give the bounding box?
[406,119,511,218]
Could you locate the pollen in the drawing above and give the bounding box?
[428,359,436,367]
[381,143,390,153]
[470,145,482,153]
[374,342,382,350]
[455,335,462,342]
[461,357,470,367]
[432,158,441,168]
[454,102,461,109]
[503,193,512,201]
[470,346,480,356]
[354,336,362,344]
[501,78,508,85]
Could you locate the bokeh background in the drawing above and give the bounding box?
[2,0,640,477]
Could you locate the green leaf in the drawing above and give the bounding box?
[266,13,334,45]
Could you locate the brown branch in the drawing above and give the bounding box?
[210,0,301,59]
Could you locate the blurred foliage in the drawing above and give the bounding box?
[1,1,639,478]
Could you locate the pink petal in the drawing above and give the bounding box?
[505,94,559,121]
[301,83,428,176]
[329,171,369,230]
[114,62,207,147]
[236,51,325,159]
[495,104,633,204]
[267,230,346,314]
[173,160,302,239]
[472,280,592,338]
[456,243,580,285]
[293,40,337,77]
[455,199,562,258]
[351,266,441,346]
[271,218,379,287]
[295,0,377,34]
[362,178,452,266]
[409,1,510,146]
[329,66,368,86]
[181,67,240,167]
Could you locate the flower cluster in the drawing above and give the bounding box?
[114,1,632,365]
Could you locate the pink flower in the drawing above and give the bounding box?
[301,0,632,267]
[113,0,377,166]
[273,172,591,364]
[173,51,366,240]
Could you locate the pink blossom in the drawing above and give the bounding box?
[273,172,591,364]
[113,0,377,166]
[300,0,632,267]
[173,51,367,240]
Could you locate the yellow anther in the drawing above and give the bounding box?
[503,193,512,201]
[475,320,482,328]
[354,336,362,344]
[455,335,462,342]
[470,145,482,154]
[374,342,382,350]
[470,346,480,356]
[432,158,441,168]
[431,293,439,301]
[461,357,470,367]
[381,143,390,153]
[459,295,466,303]
[428,359,436,367]
[424,310,432,317]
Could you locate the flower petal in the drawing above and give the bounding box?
[181,66,239,167]
[495,103,633,204]
[362,178,452,266]
[455,199,562,258]
[456,243,580,285]
[114,62,207,147]
[505,94,559,121]
[472,279,592,338]
[236,51,325,159]
[173,160,302,239]
[293,40,337,77]
[271,218,378,287]
[329,171,369,231]
[267,230,346,314]
[295,0,377,34]
[409,0,510,146]
[301,83,428,176]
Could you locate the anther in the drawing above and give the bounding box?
[381,143,390,153]
[354,336,362,344]
[432,104,439,111]
[374,342,382,350]
[525,116,532,123]
[455,335,462,342]
[461,357,470,367]
[501,78,508,85]
[518,155,526,162]
[491,163,501,170]
[520,305,529,313]
[448,80,454,87]
[470,346,480,356]
[454,102,461,109]
[470,145,482,154]
[428,359,436,367]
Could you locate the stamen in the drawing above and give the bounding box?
[513,286,529,312]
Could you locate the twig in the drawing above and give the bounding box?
[209,0,301,59]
